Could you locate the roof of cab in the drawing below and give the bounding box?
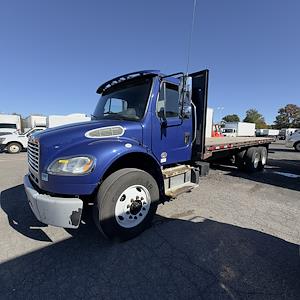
[96,70,162,94]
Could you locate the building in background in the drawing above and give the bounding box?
[46,113,91,128]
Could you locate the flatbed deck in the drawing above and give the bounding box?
[204,136,275,159]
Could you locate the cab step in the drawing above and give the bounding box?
[162,164,199,198]
[165,182,198,198]
[162,165,193,178]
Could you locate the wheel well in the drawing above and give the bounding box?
[102,152,165,197]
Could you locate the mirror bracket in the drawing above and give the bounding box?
[179,75,193,119]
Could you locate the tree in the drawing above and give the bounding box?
[243,109,267,129]
[222,114,240,123]
[274,104,300,129]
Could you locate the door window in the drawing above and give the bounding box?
[104,98,128,114]
[157,83,179,118]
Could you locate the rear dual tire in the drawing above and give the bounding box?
[236,146,268,172]
[93,168,159,241]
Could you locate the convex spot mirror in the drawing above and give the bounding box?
[179,76,192,119]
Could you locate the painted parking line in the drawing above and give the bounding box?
[273,171,300,178]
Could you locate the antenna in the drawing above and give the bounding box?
[186,0,197,75]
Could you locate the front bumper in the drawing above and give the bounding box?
[0,144,6,151]
[24,174,83,229]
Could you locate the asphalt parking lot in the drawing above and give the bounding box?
[0,142,299,299]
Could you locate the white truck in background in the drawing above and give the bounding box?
[0,127,45,154]
[222,122,255,137]
[285,130,300,151]
[278,128,300,140]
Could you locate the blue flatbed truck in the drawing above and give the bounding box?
[24,70,274,240]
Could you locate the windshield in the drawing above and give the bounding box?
[93,77,152,121]
[223,128,234,133]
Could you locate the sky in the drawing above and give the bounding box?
[0,0,299,124]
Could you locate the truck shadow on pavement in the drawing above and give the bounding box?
[1,184,300,299]
[210,158,300,192]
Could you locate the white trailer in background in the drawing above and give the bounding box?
[22,115,47,131]
[205,108,213,138]
[0,114,21,134]
[256,129,279,137]
[47,113,91,128]
[222,122,255,137]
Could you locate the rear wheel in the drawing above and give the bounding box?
[294,142,300,152]
[244,147,260,172]
[235,149,246,170]
[93,168,159,241]
[257,146,268,170]
[7,142,22,154]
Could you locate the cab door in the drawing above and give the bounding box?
[151,79,193,165]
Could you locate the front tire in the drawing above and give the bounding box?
[294,142,300,152]
[7,142,21,154]
[93,168,159,241]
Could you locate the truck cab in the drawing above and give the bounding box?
[23,70,210,240]
[222,128,237,137]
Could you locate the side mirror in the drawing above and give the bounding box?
[158,107,167,127]
[179,75,192,118]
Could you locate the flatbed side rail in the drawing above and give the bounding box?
[203,137,275,159]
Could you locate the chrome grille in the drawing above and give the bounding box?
[27,139,40,173]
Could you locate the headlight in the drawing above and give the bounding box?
[47,156,95,175]
[0,138,5,144]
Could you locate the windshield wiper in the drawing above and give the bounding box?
[91,114,99,120]
[103,114,138,121]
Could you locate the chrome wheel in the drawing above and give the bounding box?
[261,150,267,165]
[253,152,260,168]
[115,185,151,228]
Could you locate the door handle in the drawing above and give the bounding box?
[184,132,191,144]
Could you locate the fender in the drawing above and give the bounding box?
[90,137,163,184]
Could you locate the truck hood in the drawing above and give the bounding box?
[36,119,143,155]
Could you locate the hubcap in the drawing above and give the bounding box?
[254,152,260,168]
[261,151,267,165]
[10,145,19,153]
[115,185,151,228]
